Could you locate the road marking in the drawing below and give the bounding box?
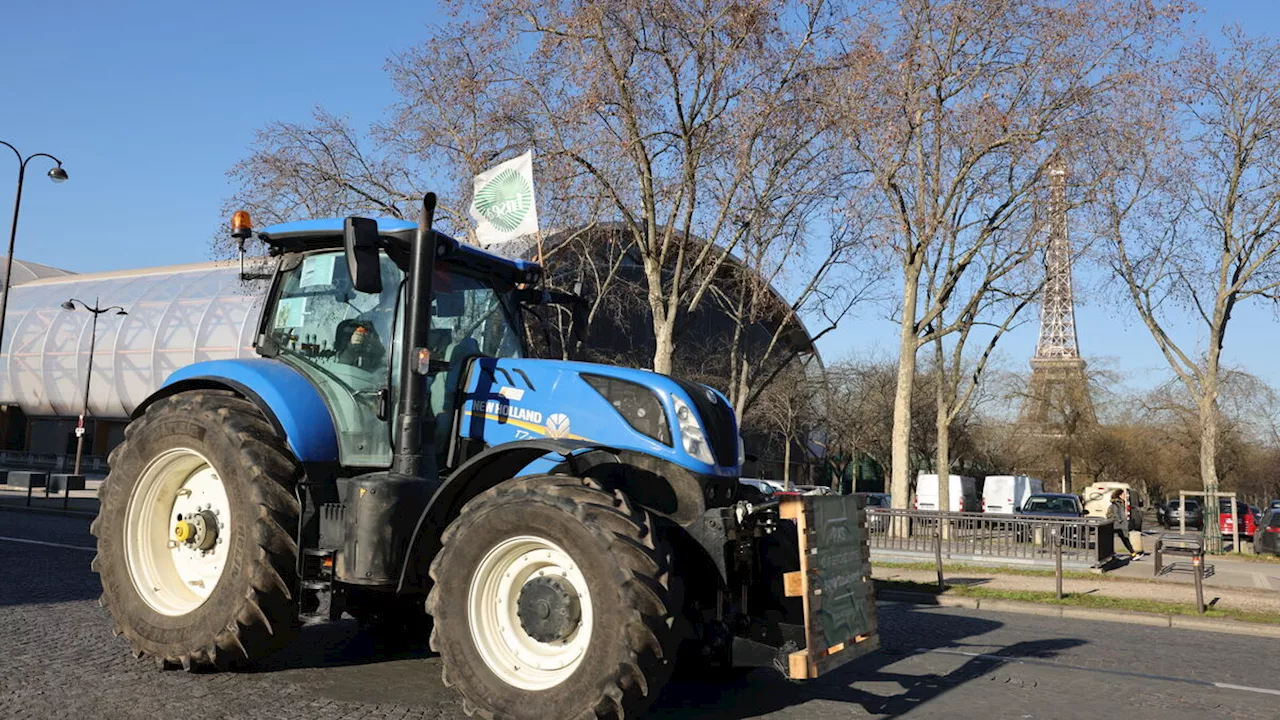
[921,648,1280,698]
[1214,682,1280,697]
[1252,572,1271,590]
[0,535,95,552]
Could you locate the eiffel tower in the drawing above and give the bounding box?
[1021,161,1095,489]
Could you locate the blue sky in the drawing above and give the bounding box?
[2,0,1279,390]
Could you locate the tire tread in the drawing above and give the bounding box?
[92,390,301,671]
[426,475,677,719]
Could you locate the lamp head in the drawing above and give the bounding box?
[47,166,68,183]
[60,300,75,311]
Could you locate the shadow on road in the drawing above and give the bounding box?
[246,619,437,673]
[649,605,1086,719]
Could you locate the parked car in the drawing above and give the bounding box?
[856,492,892,509]
[1162,498,1204,530]
[1016,493,1086,544]
[1269,499,1280,511]
[1082,482,1143,531]
[982,475,1045,514]
[1020,493,1084,517]
[1217,498,1258,539]
[737,478,782,502]
[1255,509,1280,556]
[855,492,892,532]
[915,474,979,512]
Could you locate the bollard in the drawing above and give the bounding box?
[1054,528,1064,600]
[935,513,944,592]
[1192,553,1205,615]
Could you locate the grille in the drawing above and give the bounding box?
[675,380,738,467]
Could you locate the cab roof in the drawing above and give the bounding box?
[256,217,540,285]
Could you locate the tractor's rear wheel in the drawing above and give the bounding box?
[427,476,678,719]
[91,390,301,670]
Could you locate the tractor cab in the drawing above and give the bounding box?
[242,215,546,469]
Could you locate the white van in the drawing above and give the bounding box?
[982,475,1044,514]
[1082,482,1143,531]
[915,474,978,512]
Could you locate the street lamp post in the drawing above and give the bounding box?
[62,297,126,476]
[1,141,68,355]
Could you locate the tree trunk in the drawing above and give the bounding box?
[933,338,951,513]
[935,390,951,510]
[935,383,952,539]
[783,436,793,489]
[890,263,922,511]
[1199,381,1221,551]
[652,318,675,375]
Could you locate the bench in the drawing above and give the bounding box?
[7,471,49,506]
[7,471,47,489]
[1154,533,1205,577]
[48,474,86,493]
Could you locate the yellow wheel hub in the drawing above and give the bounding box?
[173,520,195,543]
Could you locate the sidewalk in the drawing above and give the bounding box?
[872,562,1280,616]
[1109,548,1280,592]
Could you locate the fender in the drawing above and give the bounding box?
[396,438,615,592]
[135,358,339,464]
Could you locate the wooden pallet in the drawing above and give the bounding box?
[780,494,880,680]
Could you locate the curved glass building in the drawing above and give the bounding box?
[0,259,267,458]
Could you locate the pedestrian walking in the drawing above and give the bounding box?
[1108,489,1144,559]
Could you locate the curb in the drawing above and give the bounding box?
[0,503,97,520]
[876,589,1280,638]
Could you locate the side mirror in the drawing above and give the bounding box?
[344,217,382,294]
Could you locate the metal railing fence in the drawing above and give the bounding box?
[868,509,1115,567]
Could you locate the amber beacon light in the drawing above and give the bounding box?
[231,210,253,239]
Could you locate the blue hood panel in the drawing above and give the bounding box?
[457,358,739,478]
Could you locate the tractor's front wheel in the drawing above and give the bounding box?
[91,390,301,670]
[427,476,678,719]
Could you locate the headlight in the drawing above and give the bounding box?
[671,394,715,464]
[582,374,671,445]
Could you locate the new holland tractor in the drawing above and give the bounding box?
[91,195,877,719]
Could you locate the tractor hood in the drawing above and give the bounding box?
[454,357,740,478]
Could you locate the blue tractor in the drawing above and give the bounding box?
[91,196,875,718]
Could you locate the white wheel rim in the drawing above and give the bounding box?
[124,448,232,616]
[467,535,593,691]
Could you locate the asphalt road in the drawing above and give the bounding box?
[3,509,1279,719]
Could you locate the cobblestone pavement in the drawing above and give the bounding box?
[3,509,1280,719]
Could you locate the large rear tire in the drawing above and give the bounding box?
[427,476,678,719]
[91,390,301,670]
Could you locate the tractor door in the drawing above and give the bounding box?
[423,265,527,464]
[262,249,405,467]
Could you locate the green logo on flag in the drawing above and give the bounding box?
[473,168,533,233]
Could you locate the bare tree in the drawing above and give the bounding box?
[710,210,880,416]
[830,0,1182,510]
[1095,30,1280,541]
[926,232,1044,506]
[226,0,866,415]
[473,0,854,375]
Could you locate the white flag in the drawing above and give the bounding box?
[469,150,539,245]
